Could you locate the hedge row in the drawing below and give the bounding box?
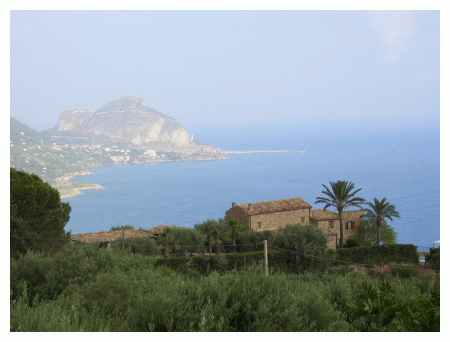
[150,245,420,275]
[155,251,265,274]
[155,250,336,275]
[337,244,418,265]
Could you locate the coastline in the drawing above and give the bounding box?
[55,150,302,200]
[59,182,104,199]
[223,149,305,154]
[55,155,228,200]
[55,171,104,199]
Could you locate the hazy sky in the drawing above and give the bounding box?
[11,11,439,149]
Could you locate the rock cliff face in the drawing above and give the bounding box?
[56,97,193,147]
[57,109,93,132]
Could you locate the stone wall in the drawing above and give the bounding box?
[314,220,338,249]
[313,216,362,249]
[249,208,310,232]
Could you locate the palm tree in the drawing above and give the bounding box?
[315,180,366,248]
[365,197,400,246]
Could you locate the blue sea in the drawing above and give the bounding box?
[66,144,439,248]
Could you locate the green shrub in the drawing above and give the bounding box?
[353,220,397,246]
[223,251,264,270]
[273,224,327,250]
[11,292,115,332]
[79,272,133,322]
[194,219,229,253]
[10,252,54,302]
[11,244,439,332]
[337,244,418,265]
[390,264,418,278]
[111,237,159,256]
[344,275,439,331]
[156,224,335,274]
[13,266,439,332]
[157,226,205,256]
[11,244,115,303]
[233,230,273,252]
[155,251,264,274]
[270,224,329,272]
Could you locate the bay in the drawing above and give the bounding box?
[66,145,439,248]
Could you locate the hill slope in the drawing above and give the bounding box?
[11,118,105,182]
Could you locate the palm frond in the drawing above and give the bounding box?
[366,197,400,223]
[315,196,333,204]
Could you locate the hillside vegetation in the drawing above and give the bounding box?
[10,169,440,332]
[11,245,439,332]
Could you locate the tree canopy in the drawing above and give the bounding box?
[353,219,397,246]
[11,168,71,257]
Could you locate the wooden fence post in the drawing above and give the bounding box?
[121,227,125,250]
[264,240,269,276]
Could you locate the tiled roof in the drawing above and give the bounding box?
[71,226,167,243]
[342,210,366,220]
[235,197,312,216]
[311,209,366,221]
[311,209,338,221]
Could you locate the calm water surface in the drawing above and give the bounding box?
[66,145,439,248]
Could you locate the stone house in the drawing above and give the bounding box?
[224,197,365,249]
[225,198,312,232]
[310,209,365,248]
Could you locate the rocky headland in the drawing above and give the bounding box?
[11,97,225,198]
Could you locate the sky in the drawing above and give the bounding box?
[11,11,439,149]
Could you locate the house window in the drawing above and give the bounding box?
[346,221,353,230]
[257,222,262,229]
[301,216,305,224]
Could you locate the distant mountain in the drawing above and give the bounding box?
[54,97,194,147]
[11,99,224,197]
